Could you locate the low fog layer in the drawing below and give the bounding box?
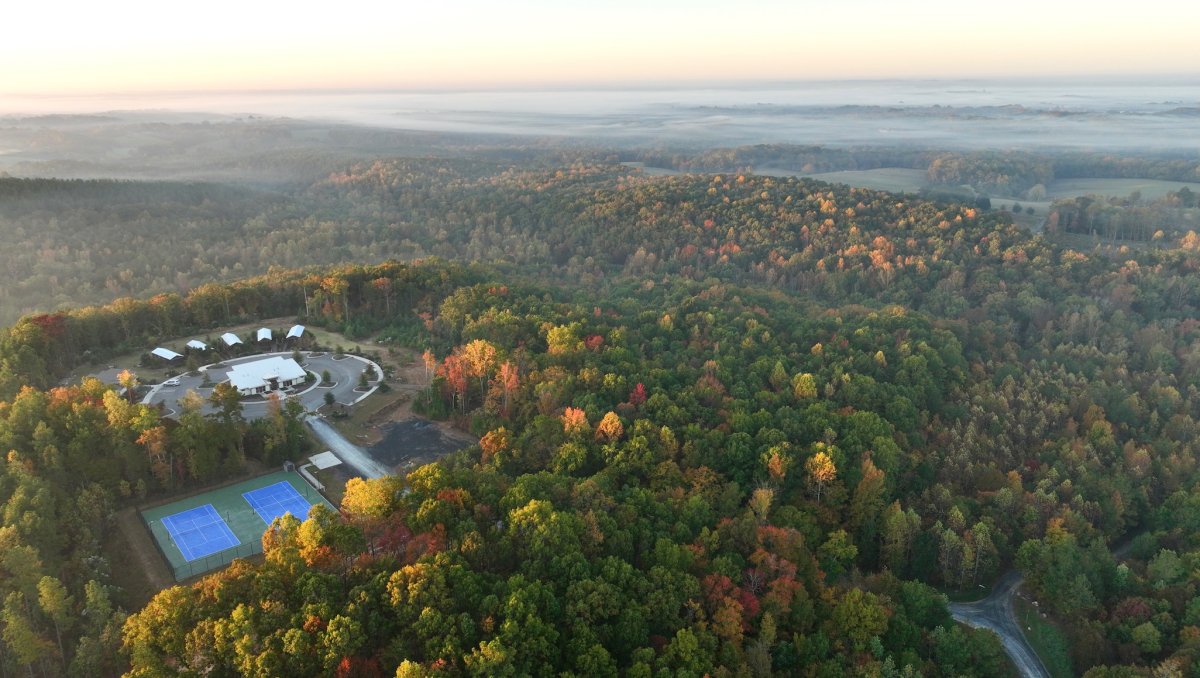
[3,79,1200,154]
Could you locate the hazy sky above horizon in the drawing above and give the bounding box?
[5,0,1199,94]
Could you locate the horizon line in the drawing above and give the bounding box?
[6,73,1200,99]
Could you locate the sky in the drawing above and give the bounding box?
[4,0,1199,94]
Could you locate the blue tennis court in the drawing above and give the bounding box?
[243,481,314,526]
[160,504,241,562]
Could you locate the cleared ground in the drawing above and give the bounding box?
[368,419,477,472]
[327,351,477,472]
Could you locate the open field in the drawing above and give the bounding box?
[758,167,929,193]
[1045,177,1200,201]
[1046,229,1164,253]
[987,199,1052,232]
[753,168,1200,206]
[620,161,680,176]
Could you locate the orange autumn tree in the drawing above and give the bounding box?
[137,425,171,488]
[480,427,511,464]
[438,354,468,413]
[496,361,519,416]
[561,407,589,437]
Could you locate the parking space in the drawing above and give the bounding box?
[143,351,381,421]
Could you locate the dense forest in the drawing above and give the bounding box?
[634,146,1200,197]
[5,135,1200,326]
[1046,188,1200,242]
[6,149,1200,674]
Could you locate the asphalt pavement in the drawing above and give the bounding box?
[143,351,382,420]
[949,571,1051,678]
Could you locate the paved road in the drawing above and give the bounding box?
[307,417,390,479]
[949,571,1050,678]
[144,351,381,420]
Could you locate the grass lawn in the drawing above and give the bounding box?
[105,510,168,609]
[1046,229,1164,253]
[944,582,995,603]
[1014,596,1073,678]
[1046,177,1200,201]
[312,466,350,507]
[757,167,929,194]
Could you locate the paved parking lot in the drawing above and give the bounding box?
[143,351,382,420]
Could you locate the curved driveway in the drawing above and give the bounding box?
[949,571,1050,678]
[144,351,382,420]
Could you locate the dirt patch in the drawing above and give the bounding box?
[312,465,354,506]
[329,350,431,445]
[367,418,477,471]
[333,350,474,471]
[111,506,174,607]
[356,350,475,470]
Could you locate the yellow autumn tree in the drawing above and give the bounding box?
[421,349,437,384]
[792,373,817,400]
[805,449,837,504]
[462,339,498,396]
[595,412,624,442]
[117,369,139,403]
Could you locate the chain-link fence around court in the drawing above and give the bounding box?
[140,470,333,581]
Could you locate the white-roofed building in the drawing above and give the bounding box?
[186,339,207,351]
[151,347,182,361]
[257,327,273,342]
[226,356,307,396]
[286,324,305,340]
[221,332,242,347]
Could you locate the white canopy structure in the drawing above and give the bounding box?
[286,324,305,339]
[309,451,343,470]
[151,347,182,361]
[221,332,242,347]
[186,340,207,350]
[257,327,273,342]
[226,356,307,396]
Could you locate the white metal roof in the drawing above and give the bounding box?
[151,347,182,361]
[221,332,242,346]
[287,324,305,339]
[257,327,273,342]
[309,451,343,469]
[186,340,207,350]
[227,357,306,391]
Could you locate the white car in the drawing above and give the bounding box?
[163,377,181,387]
